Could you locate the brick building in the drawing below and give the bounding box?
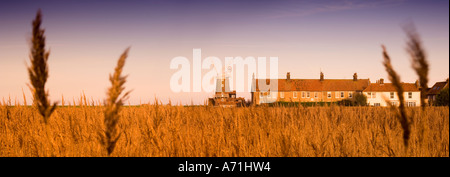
[251,72,370,105]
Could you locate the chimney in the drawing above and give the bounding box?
[415,80,420,88]
[287,72,291,81]
[353,73,358,81]
[380,78,384,85]
[320,72,324,81]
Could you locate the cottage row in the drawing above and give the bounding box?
[250,72,448,106]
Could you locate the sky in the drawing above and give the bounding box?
[0,0,448,105]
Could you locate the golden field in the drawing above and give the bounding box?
[0,104,448,157]
[3,10,444,158]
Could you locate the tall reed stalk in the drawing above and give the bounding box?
[22,88,27,106]
[100,48,131,156]
[382,45,410,148]
[405,24,429,110]
[381,24,431,149]
[27,10,57,124]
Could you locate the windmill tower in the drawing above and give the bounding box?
[208,66,245,107]
[215,68,231,95]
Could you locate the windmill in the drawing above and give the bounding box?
[208,62,245,107]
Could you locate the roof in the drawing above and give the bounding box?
[253,79,370,92]
[427,81,449,95]
[363,83,419,92]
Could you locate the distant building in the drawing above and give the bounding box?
[208,76,245,107]
[251,72,370,105]
[427,78,449,105]
[363,78,421,107]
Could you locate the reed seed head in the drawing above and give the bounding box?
[27,10,57,124]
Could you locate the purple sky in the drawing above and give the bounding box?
[0,0,448,105]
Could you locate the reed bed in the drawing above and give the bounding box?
[1,10,447,158]
[0,105,448,157]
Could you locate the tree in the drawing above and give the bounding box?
[336,93,367,106]
[353,92,367,106]
[435,87,449,106]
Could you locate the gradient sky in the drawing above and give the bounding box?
[0,0,448,105]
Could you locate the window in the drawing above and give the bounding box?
[301,91,305,98]
[349,92,353,98]
[374,103,381,107]
[314,92,318,98]
[407,102,416,107]
[306,92,310,98]
[390,92,394,99]
[293,92,297,98]
[367,92,371,98]
[260,92,263,98]
[272,92,277,99]
[340,92,344,98]
[280,92,284,98]
[267,91,271,98]
[336,92,340,98]
[372,92,376,98]
[408,92,412,99]
[391,101,397,106]
[327,92,331,98]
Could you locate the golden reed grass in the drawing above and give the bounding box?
[27,10,57,124]
[1,10,447,157]
[382,45,410,148]
[99,48,131,156]
[381,23,430,148]
[0,105,448,157]
[404,24,429,110]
